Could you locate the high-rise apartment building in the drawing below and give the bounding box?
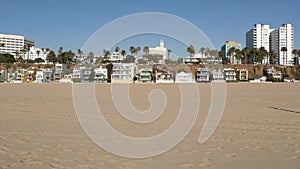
[0,33,35,58]
[221,40,242,64]
[270,23,294,65]
[246,24,273,52]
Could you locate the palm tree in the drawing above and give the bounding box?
[236,49,243,64]
[218,51,223,64]
[186,45,195,65]
[242,47,249,64]
[129,46,135,56]
[292,49,299,65]
[281,47,287,65]
[77,49,83,58]
[250,48,258,64]
[36,50,41,59]
[143,46,149,54]
[199,47,206,57]
[257,47,267,65]
[103,49,110,63]
[121,49,126,56]
[135,46,141,59]
[269,50,277,65]
[227,47,235,64]
[115,46,120,53]
[167,49,172,60]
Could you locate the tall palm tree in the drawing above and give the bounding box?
[235,49,243,64]
[250,48,258,64]
[135,46,141,59]
[269,50,277,65]
[115,46,120,53]
[36,50,41,59]
[143,46,149,54]
[77,49,83,58]
[167,49,172,60]
[103,49,110,63]
[129,46,135,56]
[121,49,126,56]
[242,47,249,64]
[257,47,267,65]
[292,49,299,65]
[218,51,223,64]
[199,47,206,57]
[227,47,235,64]
[281,47,287,65]
[186,45,195,64]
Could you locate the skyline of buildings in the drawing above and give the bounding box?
[0,34,35,57]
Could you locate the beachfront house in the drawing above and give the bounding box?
[195,68,210,82]
[107,52,124,63]
[175,71,195,83]
[54,64,66,81]
[35,69,44,83]
[237,69,248,81]
[264,67,282,82]
[82,67,93,82]
[155,70,174,83]
[224,68,237,82]
[111,63,138,83]
[94,66,107,83]
[211,69,225,82]
[137,68,152,83]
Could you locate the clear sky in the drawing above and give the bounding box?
[1,0,299,56]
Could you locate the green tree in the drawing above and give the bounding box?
[143,46,149,54]
[103,49,110,63]
[250,48,258,64]
[121,49,126,56]
[269,50,277,65]
[257,47,267,64]
[129,46,135,56]
[46,50,57,63]
[114,46,120,53]
[199,47,206,57]
[292,49,299,65]
[167,49,172,61]
[227,47,236,64]
[242,47,249,64]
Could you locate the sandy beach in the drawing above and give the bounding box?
[0,83,300,169]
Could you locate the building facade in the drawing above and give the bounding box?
[270,23,294,65]
[148,40,167,64]
[111,63,137,83]
[0,33,35,57]
[24,46,49,61]
[221,40,242,64]
[246,24,272,52]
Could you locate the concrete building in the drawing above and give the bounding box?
[107,52,124,63]
[24,46,49,61]
[195,68,210,82]
[211,69,225,82]
[175,71,195,83]
[0,33,35,57]
[111,63,137,83]
[246,24,273,52]
[270,24,294,65]
[155,70,174,83]
[221,40,242,64]
[94,66,108,83]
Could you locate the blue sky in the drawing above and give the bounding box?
[1,0,299,57]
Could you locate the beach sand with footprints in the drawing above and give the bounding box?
[0,83,300,169]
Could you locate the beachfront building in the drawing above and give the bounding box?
[184,54,202,65]
[195,68,210,82]
[211,69,225,82]
[155,70,174,83]
[264,67,282,82]
[246,24,273,52]
[111,63,137,83]
[270,24,294,65]
[175,71,195,83]
[44,68,53,83]
[35,69,44,83]
[0,33,35,58]
[237,69,249,81]
[94,66,107,83]
[24,46,49,62]
[54,64,66,81]
[137,68,152,83]
[221,40,242,64]
[224,68,237,82]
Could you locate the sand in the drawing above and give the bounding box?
[0,83,300,169]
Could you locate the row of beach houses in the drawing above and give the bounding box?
[0,63,292,84]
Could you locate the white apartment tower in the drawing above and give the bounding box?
[246,24,273,52]
[270,23,294,65]
[0,33,35,58]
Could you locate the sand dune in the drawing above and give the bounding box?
[0,83,299,169]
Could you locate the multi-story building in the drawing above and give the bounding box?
[224,68,237,82]
[147,40,167,64]
[111,63,137,83]
[221,40,242,64]
[137,68,152,83]
[270,23,294,65]
[0,33,35,57]
[237,69,248,81]
[94,66,107,83]
[155,70,174,83]
[195,68,210,82]
[246,24,273,52]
